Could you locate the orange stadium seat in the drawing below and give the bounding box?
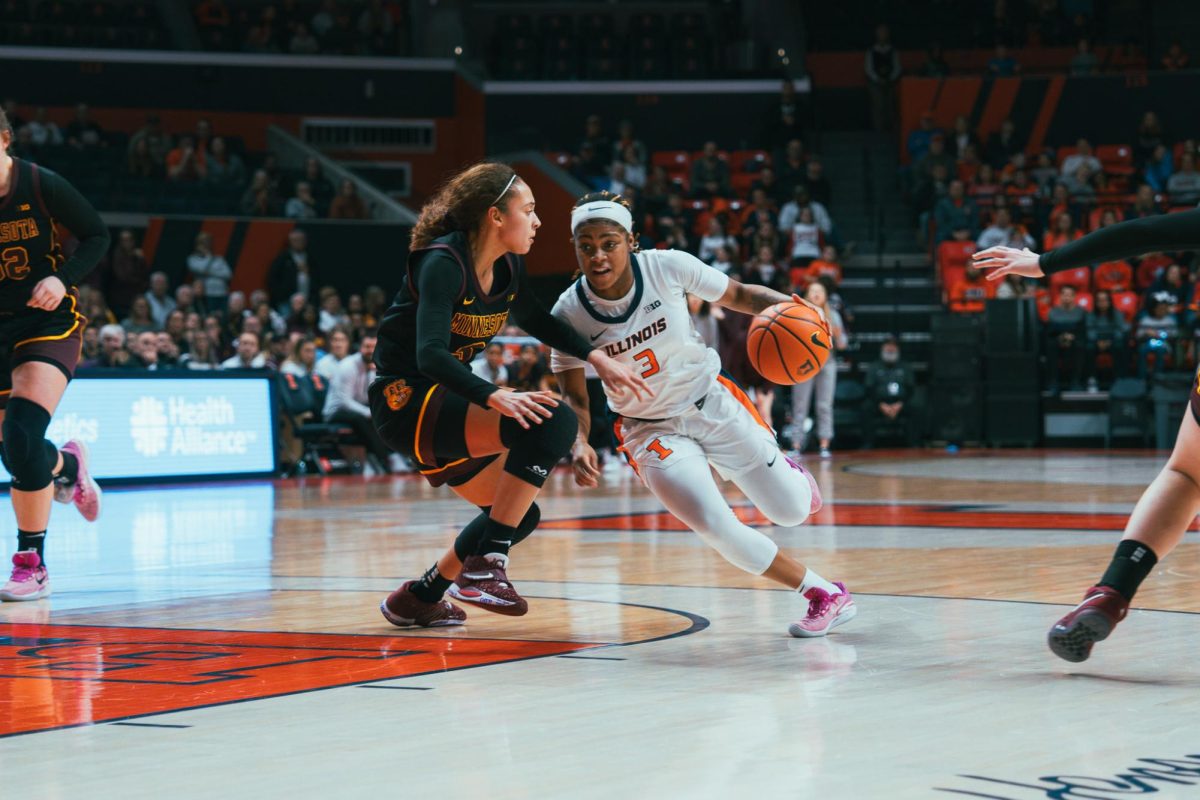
[1096,144,1135,176]
[1049,266,1091,294]
[1113,291,1141,323]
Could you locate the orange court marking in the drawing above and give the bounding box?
[0,624,599,737]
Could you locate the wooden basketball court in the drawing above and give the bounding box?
[2,450,1199,798]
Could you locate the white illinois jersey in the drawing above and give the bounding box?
[550,249,729,419]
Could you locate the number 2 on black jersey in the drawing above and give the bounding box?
[0,246,30,281]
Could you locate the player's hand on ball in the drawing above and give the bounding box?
[588,351,653,401]
[571,442,601,488]
[791,293,828,329]
[973,246,1045,281]
[28,276,66,311]
[486,388,558,430]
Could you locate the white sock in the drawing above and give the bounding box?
[798,569,839,597]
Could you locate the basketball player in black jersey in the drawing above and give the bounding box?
[371,162,649,627]
[976,207,1200,662]
[0,110,106,601]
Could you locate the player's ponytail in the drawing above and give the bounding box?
[411,162,520,250]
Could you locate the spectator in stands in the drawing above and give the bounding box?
[906,112,941,164]
[187,231,232,314]
[710,244,737,275]
[128,113,170,167]
[1044,211,1083,251]
[180,330,219,370]
[863,338,916,446]
[1128,184,1161,219]
[121,296,157,335]
[85,324,134,369]
[157,330,183,367]
[790,280,847,457]
[788,207,823,265]
[1160,40,1190,71]
[23,107,62,148]
[241,169,280,217]
[698,217,738,265]
[222,331,267,369]
[65,103,104,149]
[865,23,901,132]
[175,284,199,318]
[129,331,162,370]
[803,158,832,208]
[1167,152,1200,206]
[803,245,842,289]
[995,273,1034,299]
[289,21,320,54]
[616,145,646,191]
[976,208,1035,250]
[780,185,832,237]
[986,119,1023,170]
[914,136,956,196]
[1142,144,1173,193]
[776,139,807,198]
[358,0,396,53]
[145,271,175,328]
[127,138,159,179]
[508,343,550,392]
[751,166,784,204]
[167,134,207,182]
[1136,293,1180,377]
[310,0,336,38]
[270,229,315,313]
[314,327,350,379]
[748,218,781,262]
[949,115,979,159]
[107,229,149,318]
[948,263,995,313]
[471,342,508,386]
[611,119,646,167]
[576,115,610,186]
[329,179,368,219]
[1063,164,1096,201]
[934,180,979,243]
[302,158,334,216]
[1149,263,1190,321]
[1087,289,1128,386]
[1061,138,1102,179]
[1046,285,1087,392]
[986,43,1020,77]
[919,42,951,77]
[1135,111,1165,166]
[1070,37,1099,75]
[164,309,188,351]
[324,330,398,472]
[689,141,731,199]
[913,162,950,230]
[968,162,1001,204]
[80,327,100,364]
[285,181,319,219]
[1030,151,1058,193]
[205,137,245,187]
[280,337,317,376]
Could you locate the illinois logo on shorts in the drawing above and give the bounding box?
[383,379,413,411]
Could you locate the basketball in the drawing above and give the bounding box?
[746,301,833,385]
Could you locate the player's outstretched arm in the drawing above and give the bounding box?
[716,279,828,326]
[557,367,600,488]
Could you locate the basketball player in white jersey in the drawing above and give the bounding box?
[551,192,856,637]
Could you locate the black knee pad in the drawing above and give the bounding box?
[499,403,578,487]
[453,503,541,561]
[2,398,53,491]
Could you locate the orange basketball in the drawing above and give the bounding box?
[746,302,833,385]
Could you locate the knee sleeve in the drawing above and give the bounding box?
[453,503,542,561]
[691,510,779,575]
[735,458,812,529]
[499,403,578,488]
[2,398,53,491]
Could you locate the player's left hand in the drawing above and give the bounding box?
[28,276,66,311]
[588,350,653,401]
[791,293,828,329]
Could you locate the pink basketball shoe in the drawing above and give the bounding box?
[789,582,856,638]
[0,551,50,602]
[53,440,102,522]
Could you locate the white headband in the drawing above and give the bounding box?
[571,200,633,234]
[492,173,518,205]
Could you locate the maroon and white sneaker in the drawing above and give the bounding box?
[1047,585,1129,663]
[448,555,529,616]
[789,582,856,638]
[380,581,466,628]
[53,440,102,522]
[785,454,823,514]
[0,551,50,602]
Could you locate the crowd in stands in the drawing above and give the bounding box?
[0,0,166,49]
[920,110,1199,393]
[3,101,371,219]
[194,0,410,57]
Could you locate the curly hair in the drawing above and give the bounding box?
[410,162,519,250]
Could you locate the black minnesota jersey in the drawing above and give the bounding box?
[0,158,66,312]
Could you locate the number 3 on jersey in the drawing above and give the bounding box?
[632,348,660,378]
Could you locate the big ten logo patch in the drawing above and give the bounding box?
[383,379,413,411]
[0,624,598,736]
